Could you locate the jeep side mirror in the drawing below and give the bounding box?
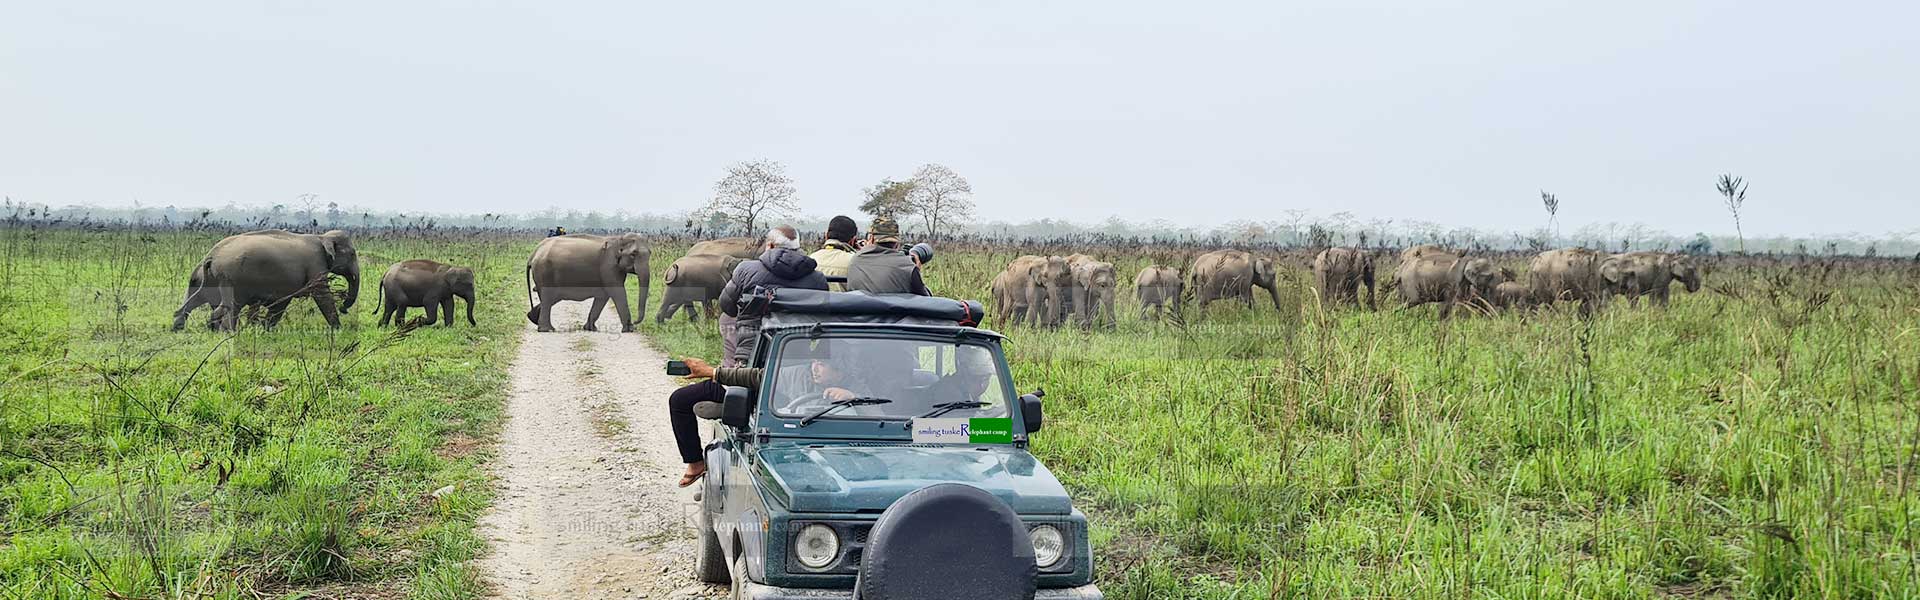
[722,385,752,430]
[1019,389,1045,434]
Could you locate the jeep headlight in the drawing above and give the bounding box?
[1029,524,1064,568]
[794,523,840,570]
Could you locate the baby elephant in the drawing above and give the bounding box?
[377,260,477,327]
[656,253,744,323]
[1134,265,1183,320]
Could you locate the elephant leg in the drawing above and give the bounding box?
[441,298,456,327]
[535,291,558,332]
[378,297,393,327]
[608,287,634,333]
[654,292,677,324]
[583,296,608,331]
[394,305,408,325]
[312,290,341,329]
[422,300,440,326]
[1024,286,1044,327]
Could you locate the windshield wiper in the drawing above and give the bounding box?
[916,401,991,419]
[798,397,893,426]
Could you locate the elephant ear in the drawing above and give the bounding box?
[319,231,352,269]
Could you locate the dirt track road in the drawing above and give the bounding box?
[479,302,724,599]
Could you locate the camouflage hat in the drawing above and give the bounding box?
[869,216,901,243]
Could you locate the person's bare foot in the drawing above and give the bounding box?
[678,461,707,487]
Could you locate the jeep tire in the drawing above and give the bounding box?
[694,508,730,583]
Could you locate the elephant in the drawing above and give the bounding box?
[1189,250,1281,310]
[1490,280,1532,310]
[1401,244,1451,261]
[1599,252,1701,307]
[1393,252,1502,318]
[1529,248,1611,315]
[525,233,652,332]
[992,255,1073,327]
[1313,247,1377,310]
[655,253,744,323]
[686,237,762,259]
[1134,266,1183,320]
[376,260,476,327]
[1067,255,1118,328]
[171,229,360,331]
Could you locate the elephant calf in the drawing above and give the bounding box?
[1313,247,1377,310]
[656,253,743,323]
[1067,255,1118,329]
[1529,248,1611,315]
[1134,265,1183,320]
[378,260,477,327]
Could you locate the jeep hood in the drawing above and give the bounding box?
[757,445,1072,515]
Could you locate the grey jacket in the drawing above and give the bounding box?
[846,245,930,296]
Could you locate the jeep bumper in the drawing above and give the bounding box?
[740,581,1103,600]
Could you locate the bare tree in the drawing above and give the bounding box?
[905,164,974,241]
[1716,174,1748,253]
[706,159,799,235]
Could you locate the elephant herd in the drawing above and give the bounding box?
[991,249,1283,328]
[170,230,1702,333]
[1317,245,1703,317]
[172,230,764,333]
[987,244,1702,329]
[171,229,481,331]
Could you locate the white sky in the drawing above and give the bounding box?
[3,1,1915,236]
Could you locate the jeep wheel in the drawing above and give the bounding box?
[730,554,748,600]
[693,509,729,583]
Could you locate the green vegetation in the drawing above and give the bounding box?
[7,227,1916,599]
[0,229,527,599]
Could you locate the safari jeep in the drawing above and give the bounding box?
[691,289,1101,600]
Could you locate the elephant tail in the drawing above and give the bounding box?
[523,262,536,324]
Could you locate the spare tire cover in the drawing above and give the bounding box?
[854,483,1037,600]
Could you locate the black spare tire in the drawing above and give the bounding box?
[854,483,1037,600]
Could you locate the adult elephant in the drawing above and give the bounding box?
[376,260,476,327]
[655,253,743,323]
[1529,248,1610,315]
[525,233,652,332]
[1313,247,1377,310]
[171,229,360,331]
[1134,265,1183,320]
[1067,254,1118,329]
[1599,252,1701,308]
[1189,250,1281,310]
[992,255,1072,327]
[686,237,761,260]
[1393,252,1502,318]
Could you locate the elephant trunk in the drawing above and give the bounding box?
[340,264,361,310]
[631,263,651,327]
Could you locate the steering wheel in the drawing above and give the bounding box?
[784,391,830,414]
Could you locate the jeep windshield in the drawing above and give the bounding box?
[769,335,1012,423]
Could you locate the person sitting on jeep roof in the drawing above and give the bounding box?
[845,216,931,296]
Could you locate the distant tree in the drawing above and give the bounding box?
[1716,174,1748,253]
[904,164,974,241]
[706,159,799,235]
[859,179,916,221]
[1683,233,1714,255]
[1540,190,1559,239]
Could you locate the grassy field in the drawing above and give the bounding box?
[6,227,1918,599]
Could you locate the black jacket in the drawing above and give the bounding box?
[718,247,830,366]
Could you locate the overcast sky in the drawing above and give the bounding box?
[3,1,1914,236]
